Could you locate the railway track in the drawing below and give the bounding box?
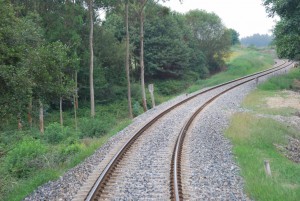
[78,60,293,201]
[170,60,293,200]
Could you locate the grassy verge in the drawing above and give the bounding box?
[3,119,132,201]
[0,108,132,201]
[225,68,300,200]
[242,90,297,116]
[187,47,274,93]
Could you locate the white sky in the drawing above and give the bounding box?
[161,0,278,38]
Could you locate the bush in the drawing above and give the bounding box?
[54,142,83,164]
[4,138,47,178]
[157,80,189,95]
[60,143,82,158]
[79,117,110,138]
[133,101,143,117]
[130,83,142,101]
[44,123,70,144]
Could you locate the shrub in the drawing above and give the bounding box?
[79,117,110,138]
[133,101,143,117]
[56,142,83,163]
[4,138,47,178]
[131,83,142,101]
[44,123,70,144]
[157,80,189,95]
[60,143,81,158]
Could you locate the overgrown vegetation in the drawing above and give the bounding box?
[187,47,274,93]
[258,68,300,91]
[0,100,132,200]
[226,68,300,200]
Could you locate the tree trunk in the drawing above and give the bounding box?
[73,94,78,132]
[60,96,63,127]
[75,70,78,109]
[39,99,44,134]
[125,1,133,119]
[140,9,147,112]
[17,113,22,131]
[89,0,95,117]
[28,98,32,127]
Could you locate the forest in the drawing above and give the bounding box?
[0,0,239,199]
[0,0,239,129]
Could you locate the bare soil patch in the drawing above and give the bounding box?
[266,90,300,110]
[275,136,300,163]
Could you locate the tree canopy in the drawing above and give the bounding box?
[263,0,300,60]
[0,0,235,124]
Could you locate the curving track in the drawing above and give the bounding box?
[170,60,294,200]
[73,60,293,201]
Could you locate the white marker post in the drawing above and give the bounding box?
[264,160,272,177]
[148,84,155,108]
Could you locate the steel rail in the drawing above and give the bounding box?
[170,61,294,201]
[85,60,290,201]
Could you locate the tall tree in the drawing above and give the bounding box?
[133,0,176,112]
[143,4,191,79]
[87,0,95,117]
[228,28,240,45]
[27,42,71,133]
[0,1,43,128]
[125,0,133,118]
[185,9,231,73]
[134,0,149,112]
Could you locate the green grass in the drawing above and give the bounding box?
[226,113,300,201]
[226,68,300,200]
[0,117,131,201]
[187,48,274,93]
[242,90,297,116]
[258,68,300,91]
[3,169,61,201]
[241,68,300,116]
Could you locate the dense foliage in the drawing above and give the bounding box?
[0,0,236,125]
[263,0,300,60]
[0,0,240,199]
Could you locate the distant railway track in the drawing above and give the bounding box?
[83,60,292,201]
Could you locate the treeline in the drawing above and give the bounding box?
[263,0,300,60]
[0,0,239,131]
[241,34,273,47]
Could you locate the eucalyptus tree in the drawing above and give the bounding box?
[125,0,133,118]
[27,42,71,133]
[131,0,181,112]
[86,0,96,117]
[132,0,149,111]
